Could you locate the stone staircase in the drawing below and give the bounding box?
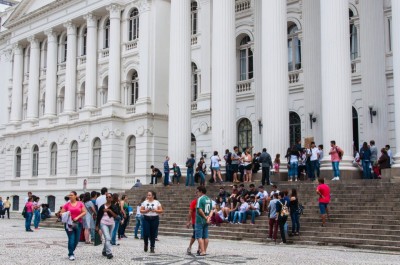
[38,173,400,252]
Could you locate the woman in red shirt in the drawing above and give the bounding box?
[25,197,34,232]
[60,191,86,261]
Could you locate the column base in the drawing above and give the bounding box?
[392,154,400,168]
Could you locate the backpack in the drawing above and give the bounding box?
[226,153,232,165]
[297,204,304,215]
[279,201,289,217]
[21,206,27,218]
[336,147,344,160]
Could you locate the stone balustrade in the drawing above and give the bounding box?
[191,101,197,111]
[125,40,138,51]
[288,69,302,84]
[235,0,251,13]
[191,34,198,45]
[236,80,253,94]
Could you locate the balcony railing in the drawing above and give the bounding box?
[191,101,197,111]
[126,106,135,114]
[78,55,86,65]
[288,70,301,84]
[40,68,47,77]
[58,62,66,71]
[91,109,102,117]
[235,0,251,13]
[101,48,109,58]
[125,40,138,51]
[191,34,198,45]
[236,80,253,94]
[351,59,360,74]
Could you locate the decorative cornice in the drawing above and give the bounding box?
[138,0,151,13]
[64,21,77,34]
[84,13,98,27]
[107,4,122,18]
[44,29,59,42]
[27,36,40,49]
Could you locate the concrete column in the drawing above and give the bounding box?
[44,29,58,117]
[107,4,122,103]
[320,0,353,165]
[84,13,98,109]
[302,0,322,144]
[392,0,400,165]
[211,0,236,153]
[168,0,191,163]
[10,44,24,122]
[63,21,77,113]
[27,36,41,120]
[261,0,289,157]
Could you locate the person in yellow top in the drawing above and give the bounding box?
[4,197,11,219]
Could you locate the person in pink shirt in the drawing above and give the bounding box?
[316,178,331,227]
[328,140,344,181]
[60,191,87,261]
[25,197,34,232]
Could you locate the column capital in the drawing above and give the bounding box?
[84,13,98,27]
[107,4,122,18]
[138,0,151,13]
[63,21,77,35]
[44,29,59,42]
[12,43,22,54]
[27,36,40,49]
[0,48,13,62]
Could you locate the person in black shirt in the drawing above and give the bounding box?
[150,165,161,185]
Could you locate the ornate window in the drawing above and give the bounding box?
[92,138,101,174]
[130,71,139,105]
[129,8,139,41]
[349,10,358,60]
[239,36,253,81]
[127,136,136,173]
[82,27,87,56]
[192,63,199,102]
[288,24,301,71]
[70,141,78,176]
[50,143,57,176]
[32,145,39,177]
[289,112,301,147]
[63,36,68,62]
[104,18,110,49]
[15,147,21,178]
[238,119,252,152]
[191,1,198,35]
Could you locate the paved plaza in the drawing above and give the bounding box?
[0,217,399,265]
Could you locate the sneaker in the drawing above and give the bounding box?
[102,252,107,257]
[150,248,155,254]
[107,254,113,259]
[144,244,148,252]
[134,236,139,239]
[332,177,339,181]
[187,247,191,255]
[69,255,75,261]
[295,178,298,181]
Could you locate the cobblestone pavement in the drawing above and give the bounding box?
[0,217,399,265]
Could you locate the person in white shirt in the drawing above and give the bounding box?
[386,145,394,165]
[308,142,319,181]
[96,187,108,209]
[256,186,269,212]
[210,151,223,183]
[246,195,260,224]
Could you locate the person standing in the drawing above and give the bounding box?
[308,142,319,181]
[259,148,272,186]
[224,149,232,182]
[276,192,288,244]
[118,195,130,239]
[96,187,108,209]
[288,145,300,182]
[385,145,394,165]
[24,192,33,203]
[186,192,199,255]
[4,197,11,219]
[24,197,34,232]
[316,178,331,227]
[134,197,145,239]
[111,193,124,245]
[317,145,323,178]
[196,157,207,186]
[195,186,212,256]
[329,140,343,181]
[60,191,87,261]
[369,140,378,166]
[164,157,171,187]
[0,197,4,219]
[33,196,41,230]
[83,192,96,244]
[186,154,196,186]
[360,142,372,179]
[96,193,118,259]
[231,146,241,183]
[267,193,279,241]
[140,191,163,253]
[289,188,300,236]
[210,151,223,183]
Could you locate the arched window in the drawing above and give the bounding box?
[238,119,252,152]
[192,63,199,102]
[191,1,198,35]
[32,145,39,177]
[130,71,139,105]
[92,138,101,174]
[289,112,301,147]
[57,87,65,115]
[288,24,301,71]
[50,143,57,176]
[62,36,68,62]
[129,8,139,41]
[70,141,78,176]
[127,136,136,173]
[239,36,253,81]
[349,10,358,60]
[82,27,87,56]
[15,147,21,178]
[104,18,110,49]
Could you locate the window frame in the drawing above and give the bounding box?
[104,18,110,49]
[191,1,198,36]
[127,136,136,174]
[92,138,101,174]
[192,62,199,102]
[239,36,253,81]
[237,119,252,152]
[130,71,139,105]
[287,24,302,72]
[129,8,140,41]
[32,145,39,177]
[15,147,22,178]
[50,143,58,176]
[70,141,78,176]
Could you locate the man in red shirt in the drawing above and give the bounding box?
[316,178,331,227]
[185,193,199,255]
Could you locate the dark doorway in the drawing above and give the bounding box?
[12,196,19,211]
[47,196,56,212]
[352,107,359,151]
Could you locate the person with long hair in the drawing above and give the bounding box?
[210,151,223,183]
[140,191,164,253]
[111,193,124,245]
[118,195,130,239]
[359,142,372,179]
[196,157,207,186]
[243,150,253,182]
[24,197,34,232]
[83,192,96,244]
[134,197,146,239]
[288,145,300,181]
[60,191,87,261]
[33,196,41,230]
[289,188,300,236]
[96,193,118,259]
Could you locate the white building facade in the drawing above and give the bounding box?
[0,0,399,211]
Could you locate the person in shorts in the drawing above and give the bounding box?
[195,186,212,256]
[231,146,240,183]
[186,192,199,255]
[210,151,223,183]
[316,178,331,227]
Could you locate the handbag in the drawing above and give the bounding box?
[94,230,102,246]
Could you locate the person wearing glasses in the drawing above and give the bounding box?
[96,193,119,259]
[140,191,164,253]
[60,191,87,261]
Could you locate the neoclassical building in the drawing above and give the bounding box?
[0,0,399,211]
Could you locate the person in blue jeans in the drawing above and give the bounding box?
[134,197,145,239]
[246,195,260,224]
[33,196,41,229]
[232,197,248,224]
[360,142,372,179]
[164,156,170,186]
[111,193,122,245]
[186,154,196,186]
[289,188,300,236]
[25,197,34,232]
